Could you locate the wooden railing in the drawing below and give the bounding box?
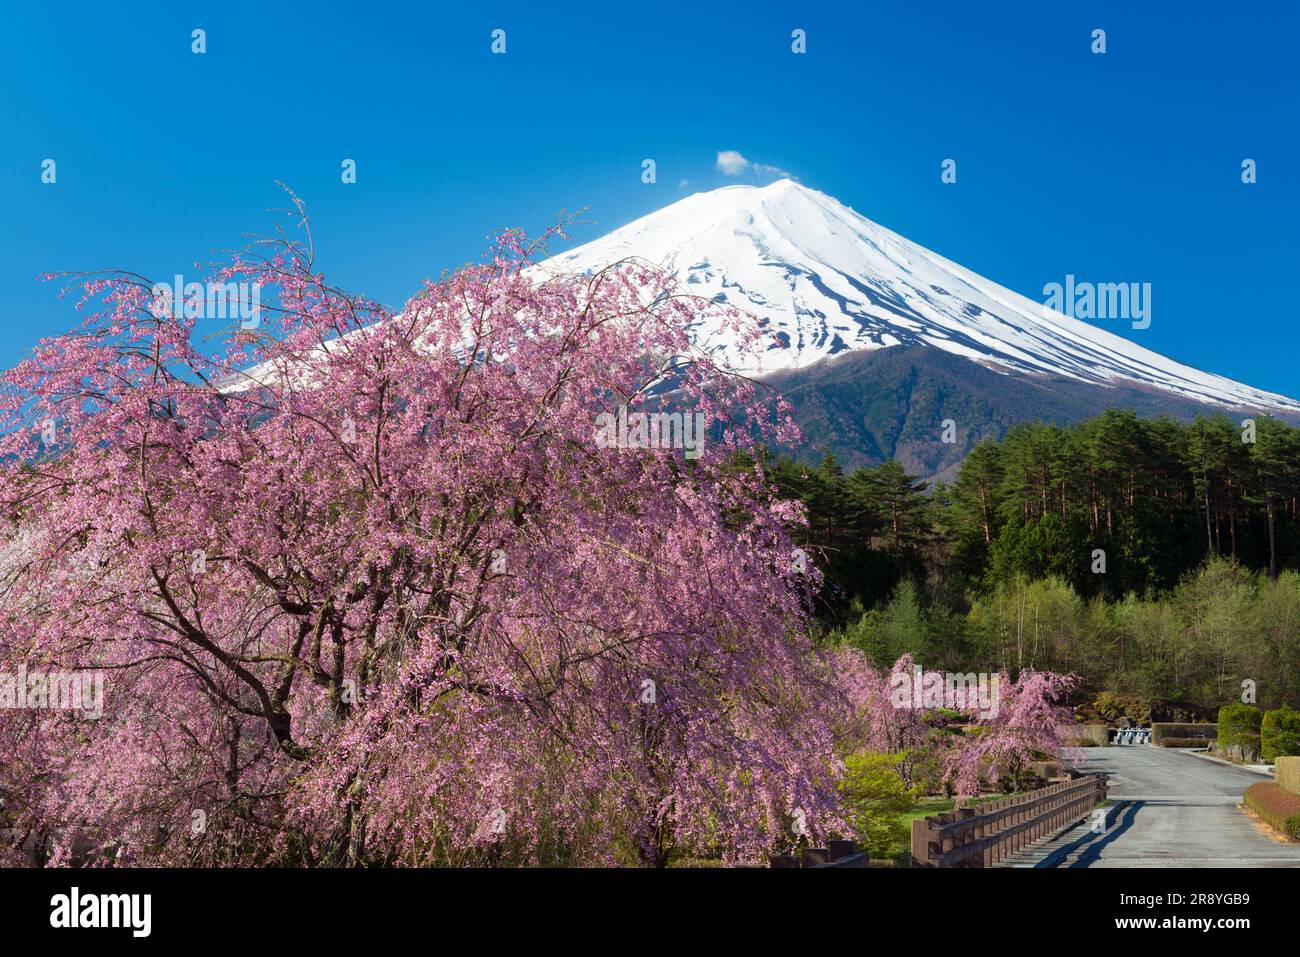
[770,839,870,868]
[910,773,1107,868]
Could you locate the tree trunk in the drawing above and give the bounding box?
[1203,475,1213,555]
[1268,499,1278,579]
[1229,495,1237,558]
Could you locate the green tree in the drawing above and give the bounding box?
[839,751,919,860]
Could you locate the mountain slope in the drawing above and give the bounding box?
[546,179,1300,418]
[761,344,1270,483]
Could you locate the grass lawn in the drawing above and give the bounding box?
[904,792,1009,824]
[888,793,1010,863]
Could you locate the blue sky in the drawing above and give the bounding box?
[2,1,1296,396]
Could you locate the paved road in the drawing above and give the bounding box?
[1009,747,1300,868]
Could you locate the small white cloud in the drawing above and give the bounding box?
[677,178,691,190]
[715,150,793,180]
[715,150,750,176]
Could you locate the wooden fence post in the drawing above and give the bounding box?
[911,818,933,867]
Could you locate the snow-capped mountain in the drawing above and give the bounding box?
[546,179,1299,416]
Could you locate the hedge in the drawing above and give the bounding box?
[1151,723,1216,747]
[1160,737,1213,748]
[1277,757,1300,795]
[1243,782,1300,839]
[1262,707,1300,762]
[1217,704,1262,751]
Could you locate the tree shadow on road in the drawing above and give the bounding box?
[1033,800,1142,868]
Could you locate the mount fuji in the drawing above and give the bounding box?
[546,180,1300,478]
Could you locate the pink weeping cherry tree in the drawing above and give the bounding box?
[941,670,1077,795]
[0,196,847,867]
[834,650,1076,797]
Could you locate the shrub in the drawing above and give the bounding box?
[839,751,919,859]
[905,739,950,796]
[1217,704,1262,750]
[1243,782,1300,839]
[1262,707,1300,762]
[1091,691,1152,726]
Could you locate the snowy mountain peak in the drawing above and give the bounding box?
[545,180,1300,415]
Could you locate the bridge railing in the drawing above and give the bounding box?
[910,773,1107,868]
[770,839,871,868]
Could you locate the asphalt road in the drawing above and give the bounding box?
[1011,746,1300,868]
